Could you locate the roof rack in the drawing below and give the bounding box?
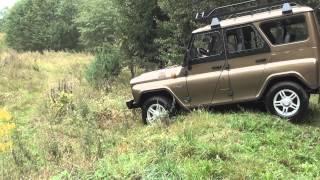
[195,0,302,23]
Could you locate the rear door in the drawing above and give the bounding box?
[223,24,271,102]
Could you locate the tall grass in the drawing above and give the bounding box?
[1,42,320,178]
[0,33,6,51]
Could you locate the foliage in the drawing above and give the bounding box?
[157,0,231,64]
[3,0,319,69]
[75,0,119,51]
[1,0,320,178]
[85,47,121,90]
[115,0,169,76]
[0,108,14,153]
[1,47,320,179]
[4,0,79,51]
[0,8,8,32]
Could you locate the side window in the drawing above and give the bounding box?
[190,31,223,60]
[260,15,308,45]
[226,26,266,54]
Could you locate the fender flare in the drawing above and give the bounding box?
[138,88,189,110]
[257,72,313,98]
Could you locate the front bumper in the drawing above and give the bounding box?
[126,100,139,109]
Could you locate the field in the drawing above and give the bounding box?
[1,34,320,179]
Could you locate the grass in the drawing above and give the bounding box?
[1,33,320,179]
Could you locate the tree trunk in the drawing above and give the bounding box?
[130,59,135,78]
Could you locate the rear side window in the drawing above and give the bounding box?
[226,25,266,54]
[260,15,308,45]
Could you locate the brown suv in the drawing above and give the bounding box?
[127,1,320,124]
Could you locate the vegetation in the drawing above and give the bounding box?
[3,0,317,76]
[0,9,7,32]
[75,0,119,51]
[4,0,79,51]
[85,47,121,90]
[0,32,320,178]
[1,0,320,178]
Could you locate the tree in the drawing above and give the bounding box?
[0,8,8,32]
[5,0,80,51]
[116,0,169,77]
[75,0,119,51]
[156,0,242,65]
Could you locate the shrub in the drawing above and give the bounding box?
[85,47,121,90]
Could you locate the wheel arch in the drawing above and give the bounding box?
[258,73,314,99]
[138,89,187,110]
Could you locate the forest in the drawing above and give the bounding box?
[1,0,317,79]
[1,0,320,179]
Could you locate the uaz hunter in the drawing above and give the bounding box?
[127,0,320,124]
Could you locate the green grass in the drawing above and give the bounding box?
[83,109,320,179]
[1,44,320,179]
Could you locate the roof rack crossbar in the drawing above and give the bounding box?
[227,2,292,19]
[195,0,301,22]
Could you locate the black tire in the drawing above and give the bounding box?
[265,81,309,122]
[142,96,174,124]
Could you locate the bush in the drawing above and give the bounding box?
[86,47,121,90]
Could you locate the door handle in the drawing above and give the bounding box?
[256,59,267,63]
[211,65,222,70]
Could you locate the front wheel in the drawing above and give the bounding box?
[142,96,174,125]
[265,82,309,121]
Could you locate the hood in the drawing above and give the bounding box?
[130,66,184,85]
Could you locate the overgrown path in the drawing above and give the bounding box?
[0,50,92,178]
[1,50,90,124]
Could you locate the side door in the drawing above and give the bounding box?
[224,25,271,102]
[186,30,229,107]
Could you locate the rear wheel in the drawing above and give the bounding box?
[142,96,174,124]
[265,82,309,121]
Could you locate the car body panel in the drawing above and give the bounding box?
[130,66,189,107]
[186,59,226,106]
[228,53,270,102]
[257,12,319,91]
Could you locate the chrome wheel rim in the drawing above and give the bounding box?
[273,89,300,118]
[146,103,168,124]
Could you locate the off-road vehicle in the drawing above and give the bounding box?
[127,0,320,124]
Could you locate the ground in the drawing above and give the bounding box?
[1,33,320,179]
